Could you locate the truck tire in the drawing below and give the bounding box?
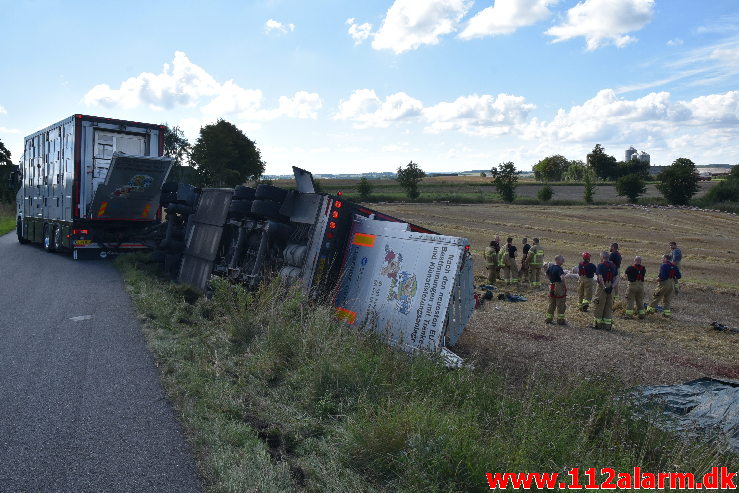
[53,226,63,251]
[250,200,288,222]
[43,225,57,253]
[255,185,287,204]
[228,199,254,217]
[266,221,293,243]
[17,217,29,244]
[233,186,256,200]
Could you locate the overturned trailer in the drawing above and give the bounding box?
[159,168,474,362]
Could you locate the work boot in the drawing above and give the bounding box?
[582,304,589,312]
[557,319,567,326]
[645,306,655,314]
[545,318,554,324]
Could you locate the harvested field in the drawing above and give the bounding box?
[374,203,739,386]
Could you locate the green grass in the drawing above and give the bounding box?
[0,202,15,236]
[115,254,736,492]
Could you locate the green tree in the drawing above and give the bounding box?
[191,119,265,187]
[563,160,587,182]
[537,185,553,202]
[656,158,700,205]
[479,171,486,177]
[162,124,191,183]
[396,161,426,200]
[616,174,647,203]
[533,154,569,182]
[587,144,619,181]
[617,158,650,179]
[490,161,518,203]
[0,138,16,203]
[356,177,373,201]
[583,168,596,204]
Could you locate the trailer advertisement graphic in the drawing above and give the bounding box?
[382,245,418,315]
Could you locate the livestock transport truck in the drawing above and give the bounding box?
[161,167,475,364]
[15,115,172,259]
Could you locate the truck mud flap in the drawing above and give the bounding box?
[88,152,172,221]
[178,188,234,291]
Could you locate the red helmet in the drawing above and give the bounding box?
[582,252,591,260]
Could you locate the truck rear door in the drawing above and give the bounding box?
[92,130,146,197]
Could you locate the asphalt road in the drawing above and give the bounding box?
[0,233,201,492]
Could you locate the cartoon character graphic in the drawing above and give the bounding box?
[110,174,153,199]
[382,244,417,314]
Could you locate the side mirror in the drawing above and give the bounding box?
[7,165,21,189]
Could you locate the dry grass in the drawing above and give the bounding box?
[374,203,739,386]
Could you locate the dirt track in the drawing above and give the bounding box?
[375,203,739,385]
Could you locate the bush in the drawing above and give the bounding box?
[702,177,739,203]
[615,174,647,203]
[537,185,553,202]
[657,158,700,205]
[356,177,373,201]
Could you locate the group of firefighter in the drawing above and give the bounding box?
[483,237,682,331]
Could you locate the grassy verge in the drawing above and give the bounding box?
[116,254,735,492]
[0,202,15,236]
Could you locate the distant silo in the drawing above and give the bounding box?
[638,151,650,164]
[625,146,637,161]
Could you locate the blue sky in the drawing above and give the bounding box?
[1,0,738,175]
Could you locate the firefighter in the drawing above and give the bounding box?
[623,256,646,319]
[545,255,567,325]
[577,252,596,311]
[646,254,681,317]
[502,237,519,284]
[609,242,623,300]
[520,237,531,284]
[528,238,544,287]
[591,251,618,330]
[669,241,682,294]
[483,238,500,285]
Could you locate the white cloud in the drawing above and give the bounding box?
[0,105,6,115]
[84,51,321,122]
[459,0,557,39]
[346,18,373,45]
[545,0,654,50]
[265,19,295,34]
[372,0,472,54]
[0,127,19,134]
[423,93,535,136]
[335,89,423,127]
[83,51,220,109]
[666,38,683,47]
[526,89,739,152]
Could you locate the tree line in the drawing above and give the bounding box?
[1,126,736,209]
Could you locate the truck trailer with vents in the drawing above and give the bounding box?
[15,115,172,259]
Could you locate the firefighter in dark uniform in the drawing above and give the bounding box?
[646,254,681,317]
[591,251,618,330]
[520,237,531,285]
[503,237,519,284]
[545,255,567,325]
[609,242,622,300]
[577,252,596,311]
[623,256,646,319]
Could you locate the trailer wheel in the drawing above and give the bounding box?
[53,226,63,251]
[266,221,293,243]
[16,217,29,244]
[250,200,288,222]
[255,185,287,203]
[43,225,57,253]
[228,199,254,217]
[233,186,256,200]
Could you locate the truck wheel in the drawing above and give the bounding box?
[228,199,254,217]
[255,185,287,204]
[43,225,57,253]
[266,221,293,243]
[53,226,63,251]
[250,200,288,222]
[233,186,256,200]
[17,218,29,244]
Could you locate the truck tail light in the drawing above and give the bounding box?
[72,229,88,235]
[331,211,339,219]
[334,200,342,208]
[329,222,336,229]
